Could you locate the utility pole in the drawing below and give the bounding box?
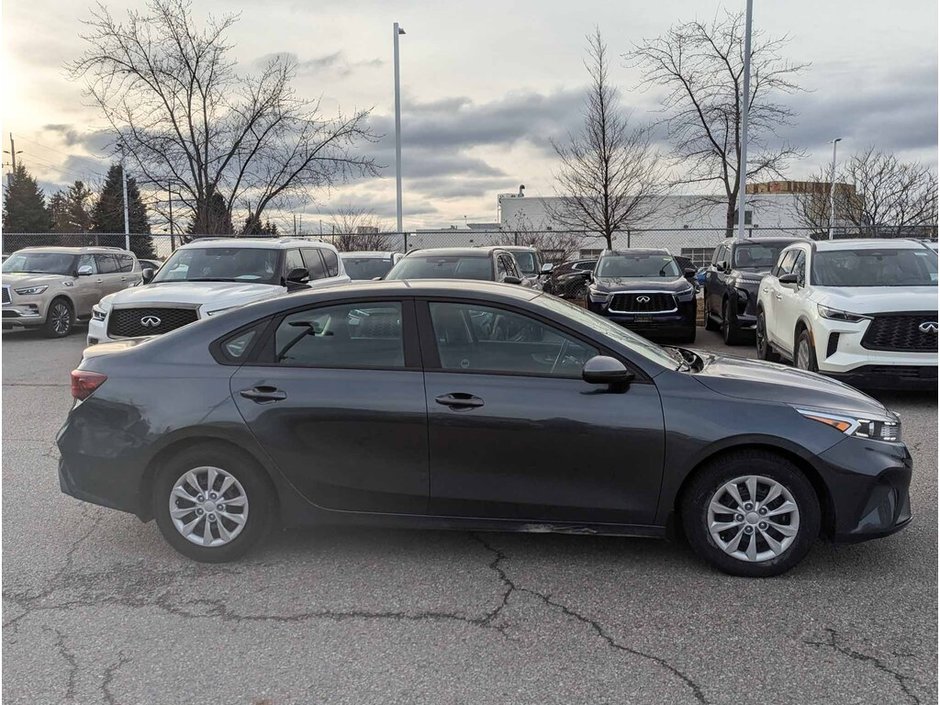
[119,144,130,251]
[393,22,406,233]
[167,184,176,251]
[828,138,842,240]
[4,133,22,188]
[736,0,754,239]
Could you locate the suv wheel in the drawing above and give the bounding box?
[153,443,275,563]
[721,298,747,345]
[43,298,74,338]
[755,310,779,362]
[681,450,820,577]
[795,329,818,372]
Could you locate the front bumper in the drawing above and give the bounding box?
[818,436,913,542]
[86,315,110,345]
[2,300,47,327]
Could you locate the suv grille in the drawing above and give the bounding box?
[609,292,676,313]
[108,307,199,338]
[862,313,938,352]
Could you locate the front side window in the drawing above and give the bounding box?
[273,302,404,368]
[813,248,938,287]
[597,253,680,278]
[774,250,798,277]
[511,251,537,275]
[301,249,328,280]
[428,302,598,377]
[386,255,494,281]
[284,249,305,276]
[153,247,281,284]
[77,254,97,274]
[2,252,77,275]
[792,251,806,286]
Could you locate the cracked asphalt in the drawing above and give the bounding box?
[2,326,937,704]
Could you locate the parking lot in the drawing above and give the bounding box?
[2,324,937,705]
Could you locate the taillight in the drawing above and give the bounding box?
[70,370,107,400]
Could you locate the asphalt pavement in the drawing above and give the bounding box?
[2,324,937,704]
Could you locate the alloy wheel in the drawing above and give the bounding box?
[51,303,71,335]
[169,466,249,547]
[796,339,811,370]
[756,314,768,355]
[707,475,800,562]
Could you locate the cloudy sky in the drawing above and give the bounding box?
[2,0,937,231]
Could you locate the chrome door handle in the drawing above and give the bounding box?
[774,293,782,300]
[435,393,484,409]
[239,386,288,403]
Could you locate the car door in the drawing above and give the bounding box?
[230,298,429,514]
[705,244,726,317]
[762,249,798,348]
[775,249,808,353]
[94,254,124,296]
[418,299,665,524]
[72,253,103,315]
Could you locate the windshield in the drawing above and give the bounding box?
[153,247,281,284]
[511,251,537,275]
[813,248,938,287]
[386,255,493,280]
[597,253,680,278]
[533,294,680,369]
[341,256,395,280]
[2,252,76,275]
[733,243,790,270]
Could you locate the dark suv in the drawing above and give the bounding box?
[586,249,697,343]
[543,258,597,299]
[703,238,803,344]
[385,247,524,284]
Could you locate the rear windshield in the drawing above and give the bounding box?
[597,254,679,278]
[2,252,76,275]
[341,256,395,280]
[733,243,790,270]
[511,251,537,275]
[813,248,938,287]
[153,247,281,284]
[386,255,493,281]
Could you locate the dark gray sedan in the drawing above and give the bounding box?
[58,280,912,576]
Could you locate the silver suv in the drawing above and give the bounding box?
[2,246,141,337]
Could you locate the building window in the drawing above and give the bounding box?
[680,247,714,268]
[580,249,603,258]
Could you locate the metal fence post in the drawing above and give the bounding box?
[402,231,408,253]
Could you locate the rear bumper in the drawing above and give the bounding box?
[818,436,913,542]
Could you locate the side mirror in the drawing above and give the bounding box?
[582,355,634,389]
[503,276,522,285]
[778,272,799,287]
[683,267,696,279]
[141,268,155,284]
[76,265,93,277]
[540,262,554,275]
[286,267,310,285]
[715,262,726,273]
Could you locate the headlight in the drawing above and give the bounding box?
[14,285,48,295]
[817,304,871,322]
[92,306,107,321]
[796,408,901,442]
[587,288,610,303]
[675,285,696,301]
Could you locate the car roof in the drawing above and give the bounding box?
[178,237,338,251]
[12,246,134,255]
[498,245,537,252]
[603,248,670,256]
[805,238,932,252]
[729,237,807,246]
[405,247,502,257]
[340,251,397,258]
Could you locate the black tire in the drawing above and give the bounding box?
[681,450,821,577]
[755,309,779,362]
[43,297,74,338]
[152,443,275,563]
[794,328,818,372]
[721,298,747,346]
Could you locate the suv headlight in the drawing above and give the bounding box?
[817,304,871,322]
[91,305,107,321]
[675,284,696,301]
[796,408,901,442]
[14,285,48,295]
[587,287,610,303]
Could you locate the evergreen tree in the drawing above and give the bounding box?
[49,192,71,233]
[2,164,54,241]
[91,164,154,258]
[188,186,233,235]
[242,214,279,235]
[65,181,95,233]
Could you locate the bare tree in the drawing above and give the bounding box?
[499,210,582,262]
[69,0,377,234]
[626,11,807,234]
[794,148,938,236]
[551,29,669,250]
[328,205,391,251]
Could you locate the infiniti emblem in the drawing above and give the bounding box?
[636,295,651,303]
[919,321,939,334]
[140,315,162,328]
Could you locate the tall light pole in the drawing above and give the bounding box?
[736,0,754,239]
[119,144,130,251]
[393,22,406,233]
[828,137,842,240]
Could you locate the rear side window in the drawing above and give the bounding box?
[301,249,328,280]
[321,249,339,277]
[214,321,269,364]
[118,254,135,272]
[95,254,119,273]
[273,302,404,368]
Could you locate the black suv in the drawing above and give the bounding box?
[703,238,803,344]
[543,258,597,299]
[586,249,697,343]
[385,247,524,284]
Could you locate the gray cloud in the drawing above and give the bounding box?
[254,51,384,78]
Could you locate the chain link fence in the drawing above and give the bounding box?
[3,226,936,265]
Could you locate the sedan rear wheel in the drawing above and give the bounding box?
[153,443,274,562]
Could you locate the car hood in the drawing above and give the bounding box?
[99,280,284,311]
[811,286,938,313]
[593,276,691,292]
[691,350,888,416]
[2,272,69,286]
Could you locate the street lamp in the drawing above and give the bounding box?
[736,0,754,239]
[393,22,406,234]
[828,137,842,240]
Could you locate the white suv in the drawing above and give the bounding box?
[756,239,938,389]
[88,238,349,345]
